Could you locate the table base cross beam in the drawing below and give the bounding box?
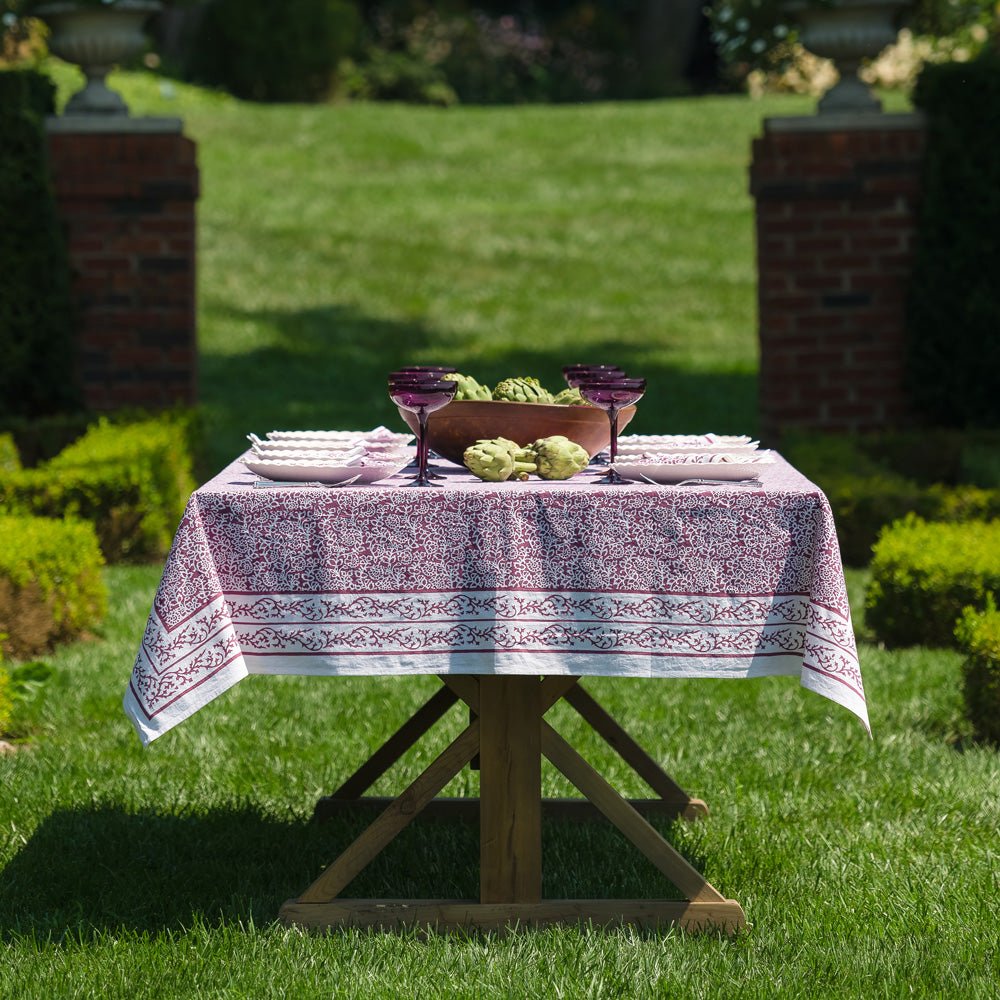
[280,676,744,934]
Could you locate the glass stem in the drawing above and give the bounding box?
[609,406,620,464]
[417,407,429,483]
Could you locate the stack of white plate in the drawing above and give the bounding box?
[243,427,415,484]
[611,433,772,483]
[615,433,759,455]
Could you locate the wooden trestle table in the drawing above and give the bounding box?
[125,450,869,934]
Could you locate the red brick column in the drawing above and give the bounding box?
[46,121,199,411]
[749,115,925,442]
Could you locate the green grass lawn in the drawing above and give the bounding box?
[4,69,995,998]
[45,61,893,471]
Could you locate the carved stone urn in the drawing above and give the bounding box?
[784,0,907,113]
[33,1,162,115]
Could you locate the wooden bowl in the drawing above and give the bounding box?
[397,399,637,466]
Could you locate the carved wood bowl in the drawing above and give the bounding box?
[396,399,637,466]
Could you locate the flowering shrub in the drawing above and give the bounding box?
[709,0,997,92]
[345,6,623,104]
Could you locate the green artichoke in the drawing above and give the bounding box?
[464,438,538,482]
[478,436,522,460]
[529,435,590,480]
[443,372,492,400]
[552,386,587,406]
[492,377,554,405]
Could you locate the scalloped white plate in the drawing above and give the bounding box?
[266,427,412,445]
[243,454,410,485]
[616,433,756,449]
[615,442,759,456]
[612,452,775,483]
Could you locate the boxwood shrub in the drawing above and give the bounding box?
[0,417,195,563]
[866,517,1000,648]
[782,432,1000,566]
[955,599,1000,744]
[0,658,11,736]
[0,514,107,661]
[0,411,93,468]
[0,434,19,474]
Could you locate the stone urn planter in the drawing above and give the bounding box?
[33,1,162,115]
[783,0,907,114]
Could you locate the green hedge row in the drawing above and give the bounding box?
[865,517,1000,649]
[782,432,1000,566]
[0,67,80,419]
[0,433,19,474]
[0,658,11,736]
[0,417,196,563]
[0,411,93,469]
[956,600,1000,745]
[908,53,1000,428]
[0,514,107,661]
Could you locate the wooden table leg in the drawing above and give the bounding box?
[282,675,744,934]
[478,675,542,904]
[312,685,458,821]
[562,684,709,821]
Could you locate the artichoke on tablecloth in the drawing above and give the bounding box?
[464,438,538,481]
[443,372,492,400]
[492,377,554,405]
[530,435,590,480]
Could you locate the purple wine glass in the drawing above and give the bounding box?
[392,365,458,375]
[389,373,455,479]
[389,378,457,486]
[579,378,646,484]
[563,365,627,388]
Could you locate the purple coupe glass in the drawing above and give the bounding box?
[562,365,627,388]
[578,378,646,484]
[389,377,457,486]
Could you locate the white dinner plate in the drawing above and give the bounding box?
[266,427,412,445]
[244,454,410,485]
[614,442,759,456]
[616,434,755,449]
[251,447,369,462]
[612,452,775,484]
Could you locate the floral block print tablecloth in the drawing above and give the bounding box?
[124,453,869,745]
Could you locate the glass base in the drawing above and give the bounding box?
[593,468,624,485]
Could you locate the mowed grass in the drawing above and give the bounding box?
[48,61,815,470]
[5,70,995,997]
[2,567,997,998]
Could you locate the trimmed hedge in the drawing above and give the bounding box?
[0,434,19,474]
[955,599,1000,744]
[0,68,80,419]
[908,53,1000,428]
[0,411,93,469]
[0,658,10,736]
[0,514,107,661]
[782,432,1000,566]
[0,417,195,563]
[865,517,1000,648]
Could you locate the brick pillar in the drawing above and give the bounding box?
[45,118,199,411]
[749,114,925,442]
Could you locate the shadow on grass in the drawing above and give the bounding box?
[198,301,759,473]
[0,804,701,937]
